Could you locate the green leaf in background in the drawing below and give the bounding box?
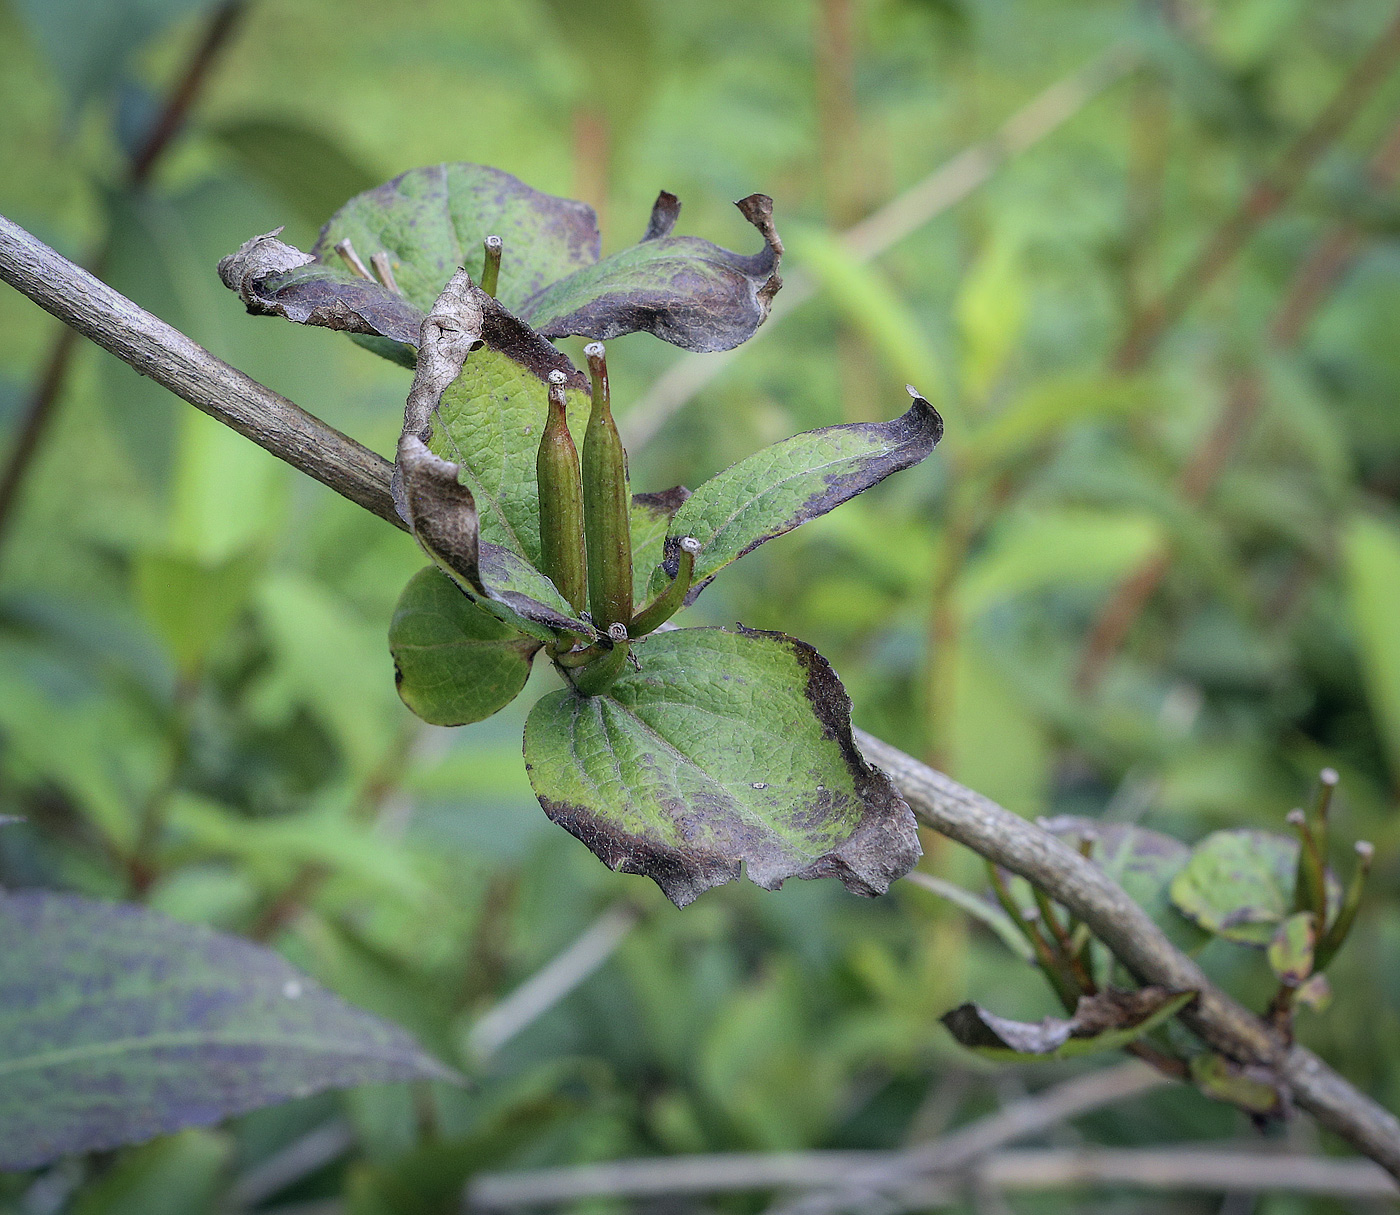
[940,987,1194,1062]
[12,0,213,118]
[522,192,783,353]
[1169,829,1338,947]
[656,389,943,601]
[629,487,690,604]
[1342,512,1400,784]
[133,549,257,676]
[523,626,920,907]
[211,116,381,229]
[0,891,454,1171]
[389,567,541,727]
[70,1129,230,1215]
[1268,910,1316,986]
[314,163,600,316]
[955,232,1027,402]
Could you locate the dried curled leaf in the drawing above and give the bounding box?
[217,230,424,347]
[941,987,1195,1062]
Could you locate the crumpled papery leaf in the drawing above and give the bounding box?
[522,625,921,907]
[0,891,454,1171]
[941,987,1195,1062]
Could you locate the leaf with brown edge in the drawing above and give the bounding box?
[522,625,920,907]
[520,192,783,353]
[216,230,425,357]
[653,388,943,603]
[941,987,1195,1062]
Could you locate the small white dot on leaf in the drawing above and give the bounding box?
[751,782,768,790]
[283,980,303,999]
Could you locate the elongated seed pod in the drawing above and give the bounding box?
[629,536,700,636]
[536,369,587,614]
[481,235,503,298]
[1315,841,1373,970]
[571,624,630,696]
[582,342,633,629]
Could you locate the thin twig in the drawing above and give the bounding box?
[0,0,247,557]
[0,216,1396,1183]
[464,904,638,1063]
[622,44,1137,452]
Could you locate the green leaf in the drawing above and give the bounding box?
[522,192,783,353]
[1169,829,1338,947]
[1189,1053,1283,1116]
[630,487,690,604]
[522,626,921,907]
[941,987,1194,1062]
[389,567,541,727]
[133,549,257,676]
[656,389,943,601]
[1268,911,1317,986]
[1039,817,1208,950]
[314,163,601,316]
[70,1129,230,1215]
[211,117,381,229]
[1341,512,1400,782]
[0,891,454,1171]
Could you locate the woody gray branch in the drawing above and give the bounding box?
[0,213,1396,1183]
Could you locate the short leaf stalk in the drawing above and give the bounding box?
[629,536,700,636]
[481,235,502,298]
[582,342,633,631]
[537,369,588,616]
[570,624,630,696]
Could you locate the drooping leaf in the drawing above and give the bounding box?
[630,487,690,604]
[389,567,542,727]
[1169,829,1339,947]
[217,230,425,347]
[941,987,1194,1062]
[521,192,784,353]
[314,163,601,316]
[0,891,454,1170]
[1038,817,1208,950]
[522,626,921,907]
[1267,911,1317,987]
[655,388,943,600]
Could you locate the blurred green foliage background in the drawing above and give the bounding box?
[3,0,1400,1210]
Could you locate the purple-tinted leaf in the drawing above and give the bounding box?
[521,192,783,353]
[654,388,943,602]
[941,987,1194,1062]
[523,625,920,908]
[0,891,454,1171]
[313,163,600,316]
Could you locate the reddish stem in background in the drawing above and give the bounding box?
[0,0,247,561]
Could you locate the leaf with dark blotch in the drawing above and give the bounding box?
[390,567,542,727]
[217,231,425,347]
[479,543,592,637]
[1038,817,1208,951]
[0,891,454,1170]
[1268,911,1317,986]
[522,625,921,908]
[521,193,783,353]
[655,388,943,602]
[1169,829,1341,947]
[941,987,1195,1063]
[314,163,601,316]
[630,486,690,604]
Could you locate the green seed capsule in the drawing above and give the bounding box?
[582,342,633,630]
[481,235,503,297]
[536,369,587,615]
[629,536,700,636]
[1315,840,1373,971]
